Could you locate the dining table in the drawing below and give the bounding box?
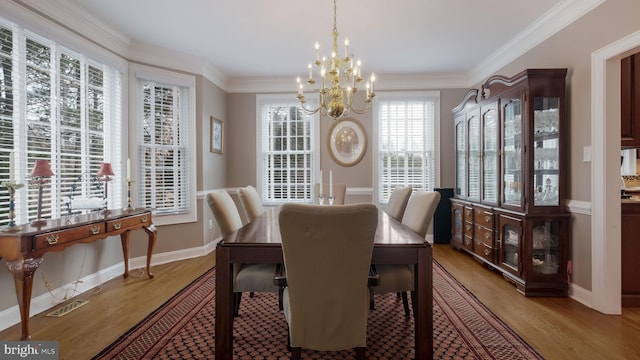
[214,205,433,359]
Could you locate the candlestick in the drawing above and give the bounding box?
[329,170,333,197]
[2,181,25,232]
[124,179,135,211]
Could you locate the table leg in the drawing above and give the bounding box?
[415,245,433,359]
[143,225,157,279]
[120,231,131,278]
[215,245,233,360]
[6,257,44,340]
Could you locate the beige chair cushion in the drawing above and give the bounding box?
[384,185,413,221]
[206,190,243,236]
[237,185,265,222]
[313,183,347,204]
[279,203,378,351]
[401,190,442,238]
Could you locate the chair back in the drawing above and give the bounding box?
[313,183,347,204]
[385,185,413,220]
[279,203,378,351]
[401,190,441,238]
[237,185,265,222]
[206,190,243,237]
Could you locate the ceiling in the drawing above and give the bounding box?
[27,0,595,88]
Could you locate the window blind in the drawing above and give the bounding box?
[377,93,438,204]
[0,18,123,225]
[258,96,316,204]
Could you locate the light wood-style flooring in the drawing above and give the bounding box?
[1,245,639,359]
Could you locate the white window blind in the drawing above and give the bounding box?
[136,79,191,216]
[377,92,439,204]
[0,18,123,225]
[258,95,317,204]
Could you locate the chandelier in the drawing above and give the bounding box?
[296,0,376,120]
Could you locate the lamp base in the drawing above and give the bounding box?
[31,219,48,227]
[2,224,23,232]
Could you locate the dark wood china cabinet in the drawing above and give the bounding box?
[451,68,569,296]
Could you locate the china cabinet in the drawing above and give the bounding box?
[450,69,569,296]
[621,51,640,148]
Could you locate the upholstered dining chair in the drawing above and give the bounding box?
[372,190,441,316]
[206,190,279,316]
[237,185,265,222]
[313,183,347,204]
[278,203,378,360]
[384,185,413,221]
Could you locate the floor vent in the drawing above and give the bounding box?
[46,300,89,318]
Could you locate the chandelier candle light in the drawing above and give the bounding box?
[97,162,115,215]
[125,158,134,211]
[2,152,25,232]
[29,159,55,226]
[296,0,376,119]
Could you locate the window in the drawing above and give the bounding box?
[375,91,440,204]
[133,65,196,225]
[0,19,122,225]
[257,94,318,204]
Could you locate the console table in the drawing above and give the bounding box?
[0,208,157,340]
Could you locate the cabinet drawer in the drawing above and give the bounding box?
[464,221,474,238]
[474,224,494,261]
[33,223,106,250]
[464,206,474,222]
[474,208,494,228]
[463,235,474,250]
[106,213,151,233]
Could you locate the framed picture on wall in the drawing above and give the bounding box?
[210,117,224,154]
[328,117,367,167]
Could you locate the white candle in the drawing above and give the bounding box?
[127,158,131,179]
[319,169,323,195]
[9,151,14,180]
[329,170,333,197]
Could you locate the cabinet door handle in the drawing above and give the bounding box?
[112,222,122,230]
[465,224,471,231]
[90,226,101,235]
[141,216,148,223]
[484,248,491,256]
[485,215,491,223]
[485,232,491,239]
[45,234,59,245]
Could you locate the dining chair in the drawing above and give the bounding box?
[384,185,413,221]
[313,182,347,204]
[372,190,441,317]
[278,203,378,360]
[206,190,279,316]
[237,185,265,222]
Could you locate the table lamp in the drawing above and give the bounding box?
[97,162,114,214]
[29,160,55,226]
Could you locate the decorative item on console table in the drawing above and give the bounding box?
[451,69,570,297]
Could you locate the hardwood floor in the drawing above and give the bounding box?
[1,245,639,359]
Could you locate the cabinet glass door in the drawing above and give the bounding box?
[498,214,521,275]
[482,106,498,203]
[468,111,481,200]
[502,99,522,207]
[531,220,561,276]
[533,97,560,206]
[455,117,466,197]
[452,206,463,246]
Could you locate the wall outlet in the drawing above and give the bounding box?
[583,146,591,162]
[209,219,214,229]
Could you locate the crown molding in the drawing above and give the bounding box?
[469,0,606,85]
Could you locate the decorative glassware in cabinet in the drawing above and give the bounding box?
[533,97,560,206]
[455,118,466,197]
[482,106,498,203]
[468,111,481,200]
[502,224,519,269]
[531,221,561,275]
[502,99,522,207]
[453,207,463,244]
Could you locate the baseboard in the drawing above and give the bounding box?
[0,243,217,333]
[569,282,592,308]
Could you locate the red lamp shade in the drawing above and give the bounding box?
[30,160,55,177]
[97,162,115,177]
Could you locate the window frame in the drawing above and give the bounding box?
[130,64,197,225]
[373,90,441,206]
[256,94,319,205]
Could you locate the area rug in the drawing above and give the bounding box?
[93,262,543,359]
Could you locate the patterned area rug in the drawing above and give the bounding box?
[93,262,543,359]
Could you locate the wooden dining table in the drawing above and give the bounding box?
[214,206,433,359]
